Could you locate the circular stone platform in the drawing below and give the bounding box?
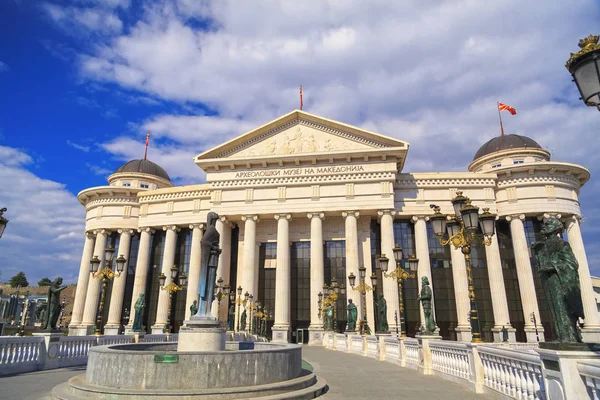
[52,342,327,399]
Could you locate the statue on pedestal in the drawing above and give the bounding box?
[42,277,67,331]
[227,304,235,331]
[196,212,222,318]
[189,300,198,317]
[240,309,247,331]
[375,294,389,333]
[346,299,357,332]
[501,326,509,342]
[531,217,585,343]
[132,293,145,332]
[417,276,436,335]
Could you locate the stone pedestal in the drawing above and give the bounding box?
[272,326,290,343]
[103,325,120,336]
[491,327,516,343]
[455,326,472,342]
[68,325,92,336]
[525,327,544,343]
[308,327,324,345]
[416,334,442,375]
[538,342,600,400]
[178,317,225,352]
[33,332,64,369]
[581,327,600,343]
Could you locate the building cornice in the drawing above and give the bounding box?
[78,186,143,206]
[396,172,497,188]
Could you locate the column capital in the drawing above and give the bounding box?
[565,214,582,223]
[411,215,430,223]
[274,213,291,221]
[241,214,259,222]
[162,225,181,232]
[189,223,206,230]
[117,228,135,235]
[506,214,525,222]
[84,230,96,239]
[377,209,396,218]
[537,212,562,222]
[219,216,234,227]
[307,212,325,220]
[138,226,156,234]
[342,210,360,219]
[93,229,109,236]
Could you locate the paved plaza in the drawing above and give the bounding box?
[1,346,491,400]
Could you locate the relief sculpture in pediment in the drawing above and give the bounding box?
[233,124,370,158]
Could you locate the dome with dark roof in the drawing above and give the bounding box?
[473,134,542,161]
[113,159,171,181]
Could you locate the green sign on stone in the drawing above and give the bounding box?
[154,354,179,364]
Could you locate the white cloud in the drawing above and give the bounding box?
[42,2,123,35]
[67,140,91,152]
[0,61,8,72]
[0,146,85,284]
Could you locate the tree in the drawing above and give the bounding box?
[9,272,29,288]
[38,277,52,287]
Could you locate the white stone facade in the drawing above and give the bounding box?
[69,110,598,343]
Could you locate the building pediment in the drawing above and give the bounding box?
[195,110,409,171]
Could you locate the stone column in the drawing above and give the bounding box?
[237,215,258,327]
[273,214,291,342]
[81,229,109,333]
[565,215,600,342]
[308,212,325,345]
[126,227,154,332]
[211,217,232,322]
[379,210,400,332]
[104,229,134,335]
[412,216,435,330]
[485,232,515,342]
[69,231,96,336]
[450,246,471,342]
[507,214,544,342]
[152,225,180,333]
[185,224,204,320]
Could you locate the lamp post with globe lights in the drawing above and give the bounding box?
[429,192,497,343]
[158,265,187,333]
[213,277,230,323]
[348,265,377,335]
[566,34,600,111]
[90,245,126,335]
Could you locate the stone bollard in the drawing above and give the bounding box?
[416,334,442,375]
[465,343,484,393]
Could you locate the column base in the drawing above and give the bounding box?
[581,327,600,343]
[68,325,93,336]
[178,319,225,352]
[151,324,167,334]
[103,324,120,336]
[271,325,290,343]
[524,326,545,343]
[308,326,324,345]
[491,326,517,343]
[455,325,472,342]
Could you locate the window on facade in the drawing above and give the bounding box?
[470,233,495,342]
[144,231,165,332]
[140,183,149,189]
[427,222,457,340]
[370,219,383,301]
[123,183,131,187]
[171,229,192,332]
[513,160,524,164]
[258,242,277,339]
[324,240,347,332]
[491,163,502,168]
[291,242,311,330]
[100,233,121,332]
[393,220,420,337]
[121,233,140,327]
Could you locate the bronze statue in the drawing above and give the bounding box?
[42,277,67,330]
[501,326,509,342]
[531,217,585,343]
[346,299,357,332]
[240,309,247,331]
[132,293,145,332]
[375,294,389,333]
[227,304,235,331]
[324,304,334,331]
[417,276,436,335]
[197,212,222,318]
[189,300,198,317]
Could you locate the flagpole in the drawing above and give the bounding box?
[300,85,303,110]
[497,102,505,136]
[144,131,150,160]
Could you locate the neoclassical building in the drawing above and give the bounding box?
[68,110,599,344]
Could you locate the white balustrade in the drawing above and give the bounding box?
[54,336,97,367]
[0,336,45,376]
[366,336,379,359]
[478,345,545,400]
[166,334,178,343]
[351,335,363,354]
[383,337,400,365]
[404,338,420,366]
[578,360,600,400]
[97,335,134,346]
[430,340,470,381]
[335,334,347,352]
[141,334,168,343]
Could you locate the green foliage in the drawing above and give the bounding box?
[38,277,52,287]
[9,271,29,288]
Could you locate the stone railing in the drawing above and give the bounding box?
[478,344,544,399]
[383,337,401,365]
[0,336,45,375]
[350,335,363,355]
[404,338,420,368]
[335,334,347,352]
[366,335,379,359]
[430,340,471,381]
[579,360,600,399]
[97,335,135,346]
[140,334,169,343]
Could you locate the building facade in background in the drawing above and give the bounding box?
[68,110,599,344]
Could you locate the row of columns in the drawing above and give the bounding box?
[70,212,600,343]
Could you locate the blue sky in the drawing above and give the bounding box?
[1,0,600,284]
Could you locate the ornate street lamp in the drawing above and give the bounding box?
[90,244,126,336]
[235,286,243,332]
[213,277,230,323]
[566,34,600,110]
[429,193,497,343]
[158,265,187,333]
[0,208,8,239]
[322,277,343,332]
[379,248,418,337]
[348,265,375,335]
[247,294,255,334]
